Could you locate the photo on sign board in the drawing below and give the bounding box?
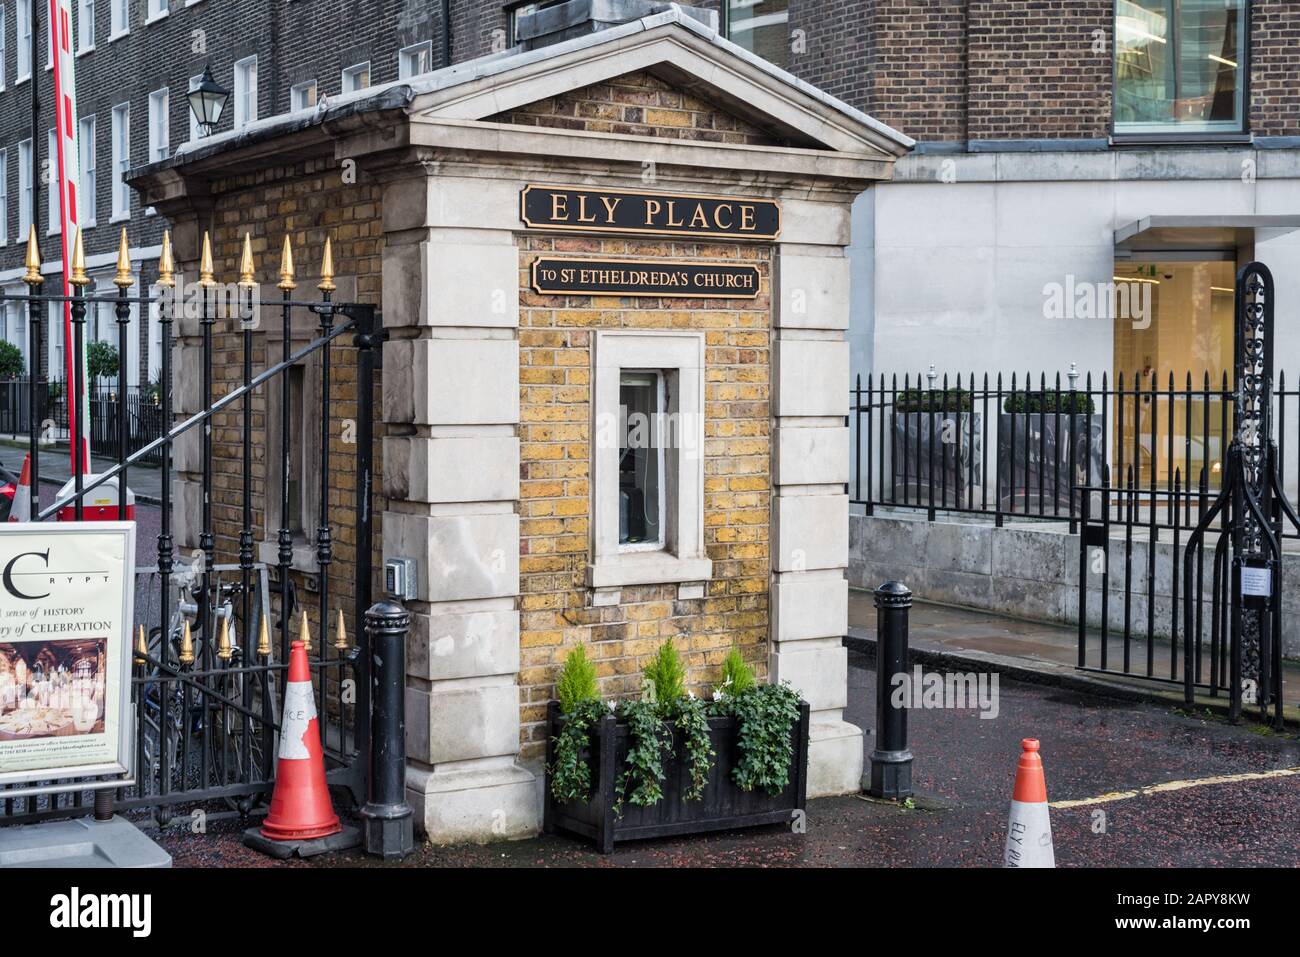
[0,639,107,740]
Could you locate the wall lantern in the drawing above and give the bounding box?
[186,65,230,136]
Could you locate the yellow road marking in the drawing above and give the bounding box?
[1051,766,1300,809]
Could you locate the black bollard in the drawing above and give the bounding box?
[359,601,415,859]
[866,580,914,799]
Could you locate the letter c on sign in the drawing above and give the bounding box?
[3,550,50,600]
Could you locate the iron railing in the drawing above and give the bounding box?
[0,376,164,466]
[851,370,1300,538]
[0,227,380,827]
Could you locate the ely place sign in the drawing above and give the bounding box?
[531,257,761,299]
[520,185,780,240]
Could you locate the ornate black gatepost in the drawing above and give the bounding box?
[1183,262,1296,728]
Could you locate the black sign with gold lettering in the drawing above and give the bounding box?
[531,257,762,299]
[520,185,780,240]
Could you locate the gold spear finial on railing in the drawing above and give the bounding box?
[113,227,133,288]
[157,230,176,288]
[299,608,312,654]
[69,227,90,287]
[178,619,195,666]
[22,227,43,286]
[217,614,234,661]
[238,232,256,288]
[278,235,296,291]
[199,231,215,287]
[334,609,349,652]
[317,236,336,293]
[134,625,148,664]
[256,615,272,658]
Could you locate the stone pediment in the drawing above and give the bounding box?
[407,9,913,161]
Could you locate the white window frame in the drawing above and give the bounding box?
[0,7,8,91]
[145,0,168,24]
[398,41,432,80]
[0,151,8,245]
[78,0,95,54]
[588,330,710,591]
[79,115,96,227]
[290,79,317,112]
[110,102,130,221]
[110,0,129,38]
[148,87,169,161]
[233,55,258,128]
[46,128,59,236]
[340,61,370,94]
[18,139,32,237]
[17,0,31,82]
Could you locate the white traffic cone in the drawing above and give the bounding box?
[1004,737,1054,868]
[7,453,32,522]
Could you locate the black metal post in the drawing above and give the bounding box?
[115,283,131,517]
[352,305,382,756]
[26,292,43,514]
[71,286,86,519]
[360,600,414,859]
[866,580,913,799]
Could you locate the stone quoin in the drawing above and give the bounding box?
[129,8,912,843]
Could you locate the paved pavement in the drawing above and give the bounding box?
[147,646,1300,867]
[848,592,1300,715]
[0,440,163,503]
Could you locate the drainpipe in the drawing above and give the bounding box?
[442,0,452,66]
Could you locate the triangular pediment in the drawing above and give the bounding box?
[408,11,913,159]
[488,69,795,149]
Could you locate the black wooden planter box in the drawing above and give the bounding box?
[543,699,811,854]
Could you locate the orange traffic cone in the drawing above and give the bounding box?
[1003,738,1054,868]
[261,639,340,840]
[244,635,358,858]
[7,453,32,522]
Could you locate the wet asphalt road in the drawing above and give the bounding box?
[146,646,1300,868]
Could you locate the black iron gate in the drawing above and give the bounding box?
[0,226,381,825]
[1076,262,1292,726]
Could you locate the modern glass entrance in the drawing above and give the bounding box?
[1113,259,1235,489]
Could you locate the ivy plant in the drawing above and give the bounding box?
[612,697,671,817]
[675,694,714,801]
[549,698,606,804]
[730,681,802,795]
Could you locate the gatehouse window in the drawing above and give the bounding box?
[725,0,791,70]
[589,331,711,593]
[1115,0,1247,135]
[619,371,665,550]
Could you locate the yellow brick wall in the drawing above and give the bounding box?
[201,158,385,664]
[517,233,773,759]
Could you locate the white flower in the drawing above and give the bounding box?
[712,689,725,702]
[606,700,617,712]
[723,677,733,687]
[687,690,696,700]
